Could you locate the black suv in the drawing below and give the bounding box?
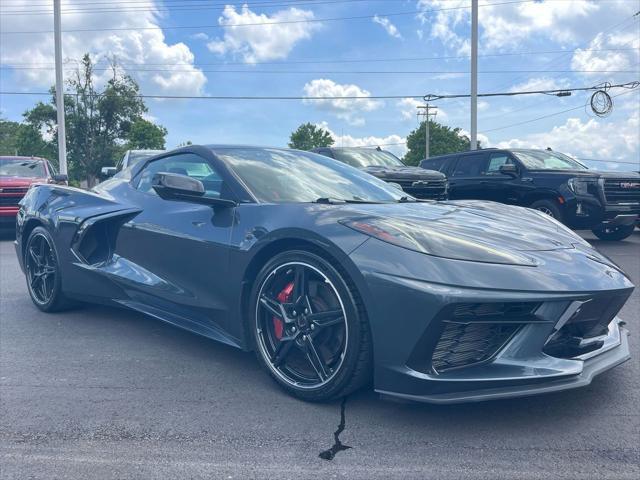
[420,148,640,241]
[312,146,447,200]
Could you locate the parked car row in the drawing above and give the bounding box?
[0,156,67,229]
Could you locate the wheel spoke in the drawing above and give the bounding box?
[30,272,41,288]
[259,295,284,318]
[292,265,307,302]
[272,334,297,367]
[307,309,344,328]
[28,247,40,266]
[303,335,328,381]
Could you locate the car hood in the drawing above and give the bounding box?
[362,165,445,180]
[527,169,640,179]
[0,176,45,187]
[338,200,587,253]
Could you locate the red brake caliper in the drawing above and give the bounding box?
[273,282,294,340]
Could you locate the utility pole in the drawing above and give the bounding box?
[53,0,68,174]
[417,104,438,160]
[470,0,478,150]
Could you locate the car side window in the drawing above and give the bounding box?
[486,153,513,175]
[452,154,488,177]
[422,157,448,172]
[135,153,224,198]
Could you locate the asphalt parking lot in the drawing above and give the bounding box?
[1,231,638,479]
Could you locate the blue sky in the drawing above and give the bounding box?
[1,0,639,169]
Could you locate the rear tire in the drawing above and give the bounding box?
[250,250,372,401]
[591,224,635,241]
[24,226,74,312]
[530,199,564,223]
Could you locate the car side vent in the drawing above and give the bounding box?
[450,302,540,322]
[71,209,140,266]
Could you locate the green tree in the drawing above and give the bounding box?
[124,118,167,149]
[288,123,334,151]
[0,118,56,161]
[20,54,167,186]
[404,121,478,166]
[0,120,21,155]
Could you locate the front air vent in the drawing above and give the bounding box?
[431,322,520,372]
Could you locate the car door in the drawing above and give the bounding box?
[114,152,238,339]
[447,152,491,200]
[480,152,522,204]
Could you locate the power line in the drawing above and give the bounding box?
[0,0,535,34]
[2,66,638,74]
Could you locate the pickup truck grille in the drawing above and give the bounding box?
[0,195,24,206]
[391,179,447,200]
[603,178,640,205]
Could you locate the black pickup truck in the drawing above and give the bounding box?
[420,148,640,241]
[312,146,448,200]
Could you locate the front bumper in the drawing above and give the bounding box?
[378,322,630,404]
[350,237,634,404]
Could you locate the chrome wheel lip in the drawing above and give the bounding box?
[255,261,348,390]
[26,233,56,306]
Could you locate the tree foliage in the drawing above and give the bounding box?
[288,123,334,151]
[404,121,478,166]
[8,54,167,185]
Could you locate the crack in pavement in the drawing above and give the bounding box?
[319,397,351,461]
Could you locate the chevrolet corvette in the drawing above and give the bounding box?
[15,145,633,403]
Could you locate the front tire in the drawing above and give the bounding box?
[592,224,635,241]
[250,250,372,401]
[530,199,564,223]
[24,226,73,312]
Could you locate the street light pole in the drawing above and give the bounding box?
[470,0,478,150]
[53,0,68,174]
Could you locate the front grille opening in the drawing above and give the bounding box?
[431,322,520,373]
[448,301,540,322]
[544,293,629,359]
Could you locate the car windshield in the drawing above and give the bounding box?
[512,150,588,170]
[128,151,164,166]
[0,158,46,177]
[215,148,407,203]
[332,148,404,168]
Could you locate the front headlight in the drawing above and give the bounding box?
[340,217,537,266]
[567,177,598,196]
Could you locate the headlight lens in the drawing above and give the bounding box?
[568,177,598,195]
[340,217,537,266]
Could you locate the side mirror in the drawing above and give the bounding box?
[52,173,68,185]
[499,164,518,177]
[151,172,236,208]
[100,166,117,178]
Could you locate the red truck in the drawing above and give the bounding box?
[0,156,67,230]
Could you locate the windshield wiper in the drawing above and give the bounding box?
[312,197,382,204]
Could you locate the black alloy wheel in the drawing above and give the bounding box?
[530,199,563,223]
[251,250,371,401]
[592,223,636,241]
[25,226,71,312]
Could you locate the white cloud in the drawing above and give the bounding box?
[417,0,624,52]
[190,32,210,41]
[495,111,640,162]
[397,98,448,122]
[319,122,407,157]
[509,77,571,93]
[207,5,320,63]
[457,128,490,148]
[303,79,383,126]
[571,31,640,77]
[372,15,402,39]
[0,0,206,96]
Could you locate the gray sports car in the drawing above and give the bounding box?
[15,145,633,403]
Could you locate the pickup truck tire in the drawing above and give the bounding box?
[591,224,636,241]
[530,200,563,223]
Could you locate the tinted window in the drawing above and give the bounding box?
[215,148,406,203]
[135,153,223,198]
[332,149,404,168]
[512,150,587,170]
[421,157,450,172]
[486,153,513,174]
[452,154,488,177]
[0,158,46,178]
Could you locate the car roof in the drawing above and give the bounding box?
[0,155,48,161]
